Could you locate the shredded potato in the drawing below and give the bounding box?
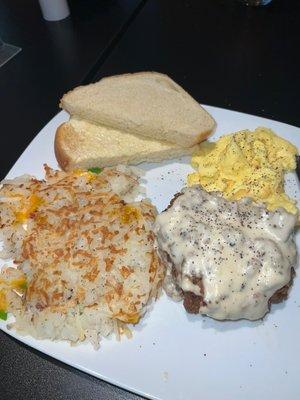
[0,165,164,348]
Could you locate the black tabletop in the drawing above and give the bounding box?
[1,0,300,399]
[95,0,300,128]
[0,0,145,177]
[1,1,144,399]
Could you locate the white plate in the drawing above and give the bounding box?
[1,106,300,400]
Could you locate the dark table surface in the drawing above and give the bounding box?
[95,0,300,127]
[1,0,300,399]
[0,0,145,177]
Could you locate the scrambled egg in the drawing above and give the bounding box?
[188,127,299,216]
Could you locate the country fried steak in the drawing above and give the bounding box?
[155,186,297,320]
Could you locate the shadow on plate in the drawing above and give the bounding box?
[139,155,193,173]
[184,299,287,332]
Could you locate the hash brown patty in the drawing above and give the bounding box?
[0,165,164,347]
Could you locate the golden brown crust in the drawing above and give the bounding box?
[0,166,163,336]
[196,126,216,144]
[54,123,72,171]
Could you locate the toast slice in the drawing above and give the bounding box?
[55,117,199,171]
[60,72,215,147]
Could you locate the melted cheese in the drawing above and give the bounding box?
[0,290,7,311]
[115,311,140,324]
[72,168,96,182]
[10,278,27,290]
[14,194,44,223]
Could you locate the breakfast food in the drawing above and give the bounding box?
[188,127,299,216]
[0,166,164,347]
[55,117,200,171]
[154,186,297,320]
[60,72,216,148]
[1,65,299,355]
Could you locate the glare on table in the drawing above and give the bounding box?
[239,0,272,5]
[0,38,21,68]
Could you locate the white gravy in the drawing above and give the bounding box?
[154,186,297,320]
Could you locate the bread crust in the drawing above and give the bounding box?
[54,123,72,171]
[54,118,200,171]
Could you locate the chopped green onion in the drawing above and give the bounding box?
[0,310,7,321]
[88,167,102,174]
[19,281,27,290]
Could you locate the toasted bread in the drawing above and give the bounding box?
[55,117,199,171]
[60,72,215,147]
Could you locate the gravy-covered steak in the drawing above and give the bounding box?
[154,186,298,320]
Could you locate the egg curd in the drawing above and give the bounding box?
[188,127,299,216]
